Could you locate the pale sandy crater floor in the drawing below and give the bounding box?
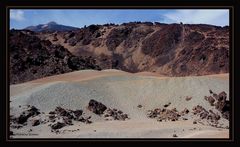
[10,70,229,138]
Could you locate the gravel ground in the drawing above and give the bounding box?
[10,70,229,138]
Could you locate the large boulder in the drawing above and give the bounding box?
[88,99,107,115]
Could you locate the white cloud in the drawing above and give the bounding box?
[163,9,229,26]
[10,10,25,21]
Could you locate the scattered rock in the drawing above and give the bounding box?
[164,102,171,107]
[222,111,229,120]
[32,119,40,126]
[193,121,197,124]
[209,89,213,94]
[206,90,230,120]
[192,90,229,128]
[173,134,178,137]
[16,106,40,124]
[104,108,129,121]
[147,108,181,122]
[185,96,192,101]
[181,108,189,115]
[137,105,143,108]
[49,111,56,115]
[205,96,215,106]
[73,109,83,118]
[51,122,66,130]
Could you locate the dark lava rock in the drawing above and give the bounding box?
[51,122,66,130]
[211,91,230,120]
[49,111,56,115]
[32,119,40,126]
[181,108,189,115]
[205,96,215,106]
[9,30,101,84]
[48,114,56,121]
[208,110,221,121]
[104,108,129,121]
[199,111,209,119]
[209,89,213,94]
[185,96,192,101]
[17,114,29,124]
[73,109,83,118]
[88,99,107,115]
[47,106,90,130]
[222,111,229,120]
[218,91,227,101]
[164,102,171,107]
[192,105,207,115]
[204,90,230,121]
[148,108,181,122]
[55,107,68,116]
[17,106,40,124]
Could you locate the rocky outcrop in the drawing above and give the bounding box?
[16,106,40,124]
[205,91,230,120]
[10,30,101,84]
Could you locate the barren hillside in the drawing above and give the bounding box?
[10,22,229,84]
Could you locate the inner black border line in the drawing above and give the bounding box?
[6,5,234,142]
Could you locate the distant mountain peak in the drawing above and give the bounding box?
[47,21,58,25]
[24,21,78,32]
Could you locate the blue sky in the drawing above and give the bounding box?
[10,9,229,29]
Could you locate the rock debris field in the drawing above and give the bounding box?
[10,70,229,138]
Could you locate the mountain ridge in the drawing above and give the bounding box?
[10,21,229,84]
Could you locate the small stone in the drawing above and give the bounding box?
[164,102,171,107]
[185,96,192,101]
[209,89,213,94]
[173,134,178,137]
[104,114,109,117]
[32,119,40,126]
[193,121,197,124]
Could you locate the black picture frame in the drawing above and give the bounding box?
[1,0,239,145]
